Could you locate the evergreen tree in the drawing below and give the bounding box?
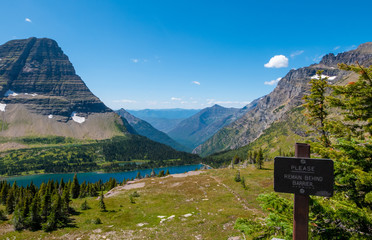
[6,189,15,214]
[136,171,142,179]
[233,154,240,164]
[165,169,170,175]
[234,170,241,182]
[241,176,247,190]
[71,173,80,199]
[0,183,8,205]
[40,191,51,221]
[58,179,65,195]
[27,196,41,231]
[99,191,106,212]
[61,187,71,214]
[150,169,156,177]
[330,63,372,136]
[109,178,117,190]
[256,148,264,169]
[79,180,87,198]
[81,200,90,210]
[158,170,165,177]
[303,70,331,147]
[12,201,25,231]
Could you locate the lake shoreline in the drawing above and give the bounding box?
[3,163,207,187]
[0,162,208,179]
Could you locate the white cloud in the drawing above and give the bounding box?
[25,18,32,23]
[192,81,200,85]
[112,99,136,103]
[130,59,139,63]
[264,77,282,85]
[290,50,304,58]
[333,46,340,50]
[264,55,288,68]
[171,97,181,101]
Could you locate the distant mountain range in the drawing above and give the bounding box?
[194,42,372,156]
[127,109,199,133]
[116,108,189,152]
[167,104,249,150]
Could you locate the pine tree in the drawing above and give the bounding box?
[150,169,156,177]
[71,173,80,199]
[27,196,41,231]
[81,200,90,210]
[6,189,15,214]
[158,170,165,177]
[42,193,63,232]
[136,171,142,179]
[329,63,372,136]
[256,148,264,169]
[234,171,241,182]
[303,70,331,147]
[12,200,25,231]
[0,183,8,205]
[61,187,71,214]
[241,176,247,190]
[99,191,106,212]
[40,191,51,221]
[165,169,170,175]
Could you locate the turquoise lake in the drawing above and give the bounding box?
[3,164,204,187]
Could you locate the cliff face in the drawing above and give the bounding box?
[0,37,126,139]
[194,42,372,156]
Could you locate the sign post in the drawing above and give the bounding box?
[294,143,310,240]
[274,143,334,240]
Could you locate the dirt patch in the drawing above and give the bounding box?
[104,182,145,198]
[0,142,27,151]
[171,170,203,178]
[0,223,13,234]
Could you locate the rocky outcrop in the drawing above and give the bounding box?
[0,37,127,139]
[194,42,372,156]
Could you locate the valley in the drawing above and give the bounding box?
[0,35,370,239]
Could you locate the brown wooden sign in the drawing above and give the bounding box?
[274,157,334,197]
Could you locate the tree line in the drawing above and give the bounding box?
[0,174,118,232]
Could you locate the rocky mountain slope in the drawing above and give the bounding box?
[116,108,189,152]
[167,104,250,150]
[0,37,126,140]
[195,42,372,156]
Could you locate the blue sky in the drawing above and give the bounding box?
[1,0,371,109]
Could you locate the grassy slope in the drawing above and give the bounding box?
[0,163,277,239]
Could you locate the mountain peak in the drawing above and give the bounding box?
[355,42,372,54]
[0,37,126,140]
[210,104,223,108]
